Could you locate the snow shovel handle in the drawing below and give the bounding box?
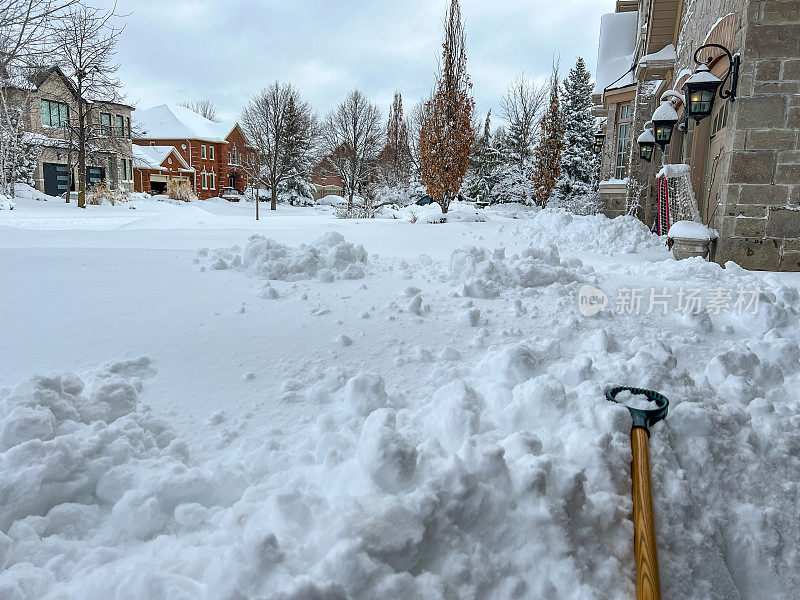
[606,386,669,600]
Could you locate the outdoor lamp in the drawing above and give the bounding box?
[651,95,680,150]
[637,124,656,162]
[593,131,606,153]
[682,64,720,122]
[682,43,740,123]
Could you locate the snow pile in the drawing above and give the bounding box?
[524,208,663,255]
[0,194,14,210]
[204,233,368,281]
[450,244,585,298]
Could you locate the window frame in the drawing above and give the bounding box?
[201,145,207,159]
[201,171,208,189]
[614,102,633,180]
[41,99,69,128]
[209,146,215,161]
[114,114,125,137]
[100,112,112,136]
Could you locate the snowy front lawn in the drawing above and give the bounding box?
[0,197,798,599]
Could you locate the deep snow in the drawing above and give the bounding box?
[1,195,799,599]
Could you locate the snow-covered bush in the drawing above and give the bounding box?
[334,196,377,219]
[277,176,315,206]
[548,191,601,216]
[87,180,129,205]
[0,194,14,210]
[167,179,196,202]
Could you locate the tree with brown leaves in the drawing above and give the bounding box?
[419,0,474,214]
[532,63,564,206]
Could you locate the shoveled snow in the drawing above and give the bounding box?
[1,194,799,599]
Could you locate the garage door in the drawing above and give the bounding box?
[43,163,70,197]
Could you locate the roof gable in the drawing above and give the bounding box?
[133,144,191,170]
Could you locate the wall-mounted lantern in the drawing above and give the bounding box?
[637,122,656,162]
[682,43,740,123]
[651,91,683,150]
[593,130,606,154]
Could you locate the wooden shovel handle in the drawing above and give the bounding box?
[631,427,661,600]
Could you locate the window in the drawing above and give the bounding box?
[41,99,69,128]
[126,116,131,137]
[229,144,239,165]
[115,115,125,137]
[209,171,215,189]
[121,158,128,181]
[201,145,207,159]
[209,146,215,161]
[100,113,112,136]
[202,172,208,189]
[614,102,633,180]
[150,142,155,146]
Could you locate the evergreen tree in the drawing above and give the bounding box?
[419,0,475,214]
[554,57,598,207]
[532,64,564,206]
[1,104,40,193]
[379,91,412,186]
[464,111,501,203]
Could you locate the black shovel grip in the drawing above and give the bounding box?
[606,386,669,436]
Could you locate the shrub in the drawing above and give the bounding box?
[87,180,128,206]
[167,179,196,202]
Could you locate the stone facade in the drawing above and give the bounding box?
[3,66,134,196]
[594,0,800,271]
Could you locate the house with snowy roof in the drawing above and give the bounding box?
[132,145,194,195]
[133,104,254,200]
[593,0,800,271]
[1,65,135,196]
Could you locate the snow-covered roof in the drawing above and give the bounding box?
[134,104,236,143]
[132,144,192,171]
[595,11,639,95]
[639,44,677,66]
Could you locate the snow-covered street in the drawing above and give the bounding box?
[1,197,799,599]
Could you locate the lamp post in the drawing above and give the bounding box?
[683,43,740,123]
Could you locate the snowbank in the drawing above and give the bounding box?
[523,209,664,255]
[201,232,368,281]
[450,244,585,298]
[0,194,14,210]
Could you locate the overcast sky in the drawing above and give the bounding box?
[99,0,616,123]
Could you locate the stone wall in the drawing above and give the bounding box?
[713,0,800,270]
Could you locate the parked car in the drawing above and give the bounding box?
[416,195,434,206]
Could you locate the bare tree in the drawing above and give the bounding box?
[241,81,316,216]
[178,98,219,122]
[0,0,78,74]
[51,3,126,208]
[0,0,78,196]
[500,72,546,170]
[321,89,382,207]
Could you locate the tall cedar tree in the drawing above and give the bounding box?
[532,65,564,205]
[555,57,598,203]
[419,0,475,214]
[378,91,412,185]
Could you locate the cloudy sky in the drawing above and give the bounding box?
[99,0,616,123]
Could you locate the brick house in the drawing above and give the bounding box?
[133,104,254,200]
[593,0,800,271]
[2,65,135,196]
[310,156,345,200]
[132,145,194,195]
